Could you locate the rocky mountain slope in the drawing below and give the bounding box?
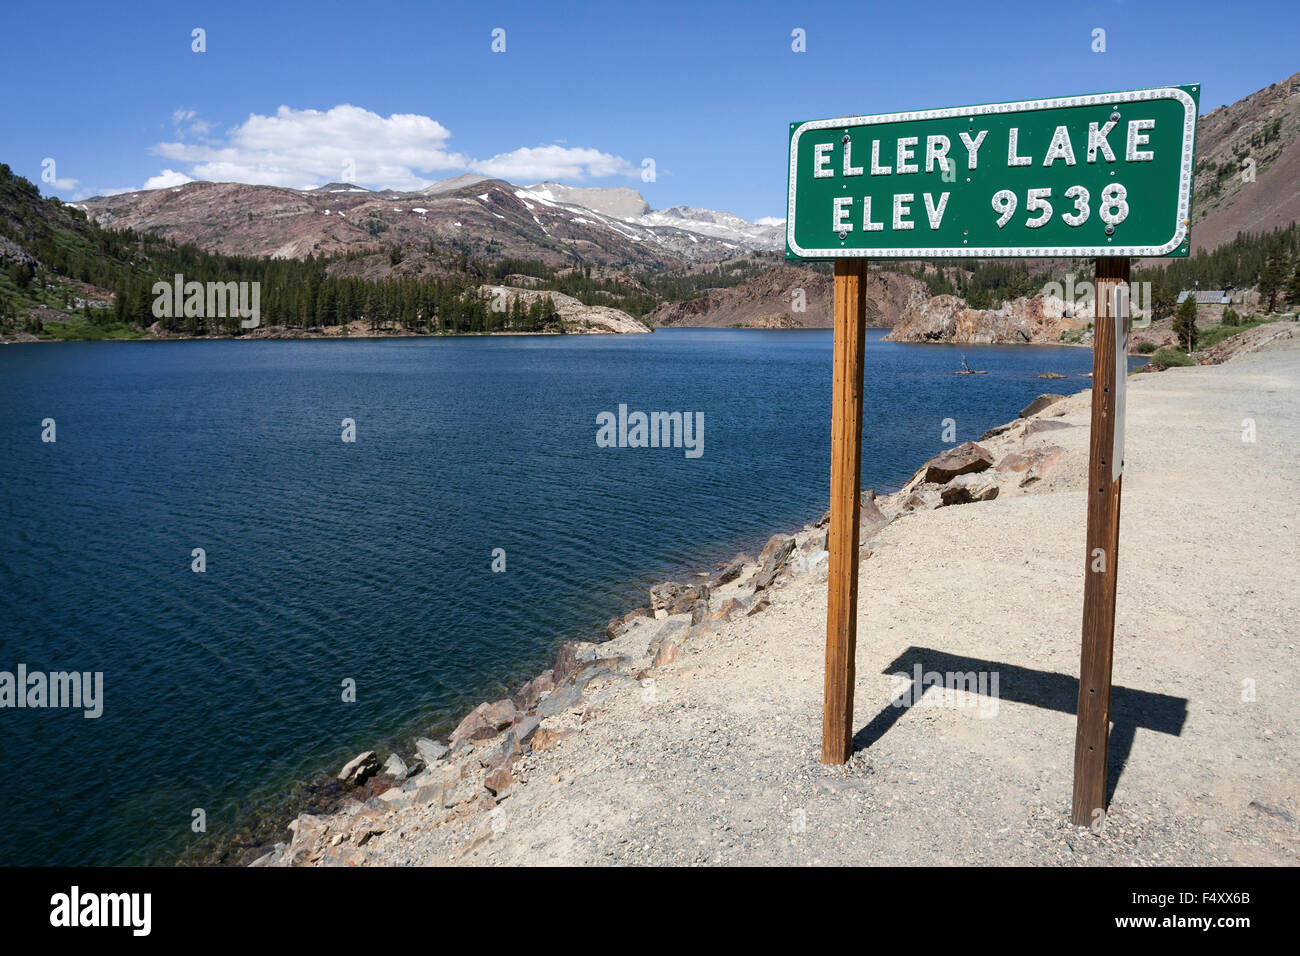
[524,182,651,219]
[645,264,926,329]
[1190,71,1300,252]
[79,177,780,270]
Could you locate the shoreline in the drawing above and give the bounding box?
[252,339,1299,866]
[232,376,1097,867]
[171,321,1294,866]
[0,326,653,346]
[186,489,842,866]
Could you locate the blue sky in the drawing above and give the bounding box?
[2,0,1296,220]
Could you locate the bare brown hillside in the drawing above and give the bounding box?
[1192,71,1300,251]
[80,179,734,269]
[643,264,928,329]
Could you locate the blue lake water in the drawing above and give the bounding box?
[0,329,1131,865]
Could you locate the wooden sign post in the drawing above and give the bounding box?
[788,87,1197,798]
[1071,259,1131,825]
[821,260,868,763]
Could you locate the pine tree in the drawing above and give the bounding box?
[1173,294,1198,351]
[1285,261,1300,310]
[1258,252,1286,314]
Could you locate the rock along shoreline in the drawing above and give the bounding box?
[235,387,1088,867]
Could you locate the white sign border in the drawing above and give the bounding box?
[786,87,1197,259]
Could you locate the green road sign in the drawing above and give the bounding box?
[786,86,1199,260]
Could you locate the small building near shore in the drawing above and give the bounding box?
[1176,288,1240,324]
[1176,290,1234,305]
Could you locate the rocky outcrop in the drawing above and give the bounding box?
[885,294,1091,345]
[648,581,710,618]
[0,235,38,268]
[477,286,649,334]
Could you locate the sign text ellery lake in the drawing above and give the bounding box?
[786,86,1199,259]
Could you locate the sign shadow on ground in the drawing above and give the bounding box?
[852,646,1189,809]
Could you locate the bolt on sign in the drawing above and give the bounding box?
[786,86,1199,260]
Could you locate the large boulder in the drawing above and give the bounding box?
[535,681,585,719]
[605,607,651,640]
[511,670,555,712]
[707,596,751,621]
[652,628,689,666]
[338,751,381,786]
[1019,393,1066,418]
[860,489,890,536]
[645,618,690,659]
[553,642,584,684]
[381,753,409,779]
[484,768,514,797]
[450,699,517,744]
[996,446,1064,487]
[939,472,1000,506]
[923,441,995,484]
[902,490,933,511]
[714,553,754,586]
[649,581,710,616]
[752,534,797,592]
[414,738,449,765]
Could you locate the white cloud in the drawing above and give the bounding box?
[148,104,636,191]
[142,169,195,190]
[154,104,468,191]
[754,216,786,227]
[471,145,633,181]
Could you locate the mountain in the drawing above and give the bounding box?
[1191,70,1300,252]
[630,206,784,251]
[78,175,782,270]
[525,182,651,219]
[0,163,655,341]
[420,174,491,196]
[644,263,927,329]
[312,182,374,194]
